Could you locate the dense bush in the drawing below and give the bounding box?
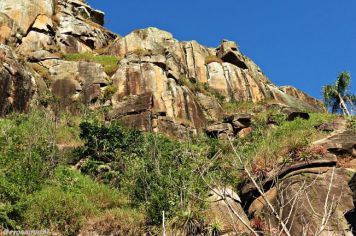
[76,121,218,225]
[0,112,59,227]
[0,112,130,234]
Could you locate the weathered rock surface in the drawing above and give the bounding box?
[44,59,109,103]
[0,44,34,116]
[280,85,326,112]
[206,187,251,235]
[250,167,354,236]
[0,0,54,33]
[106,27,324,136]
[314,130,356,157]
[316,117,347,132]
[0,0,117,57]
[240,148,355,235]
[0,13,21,45]
[110,56,206,136]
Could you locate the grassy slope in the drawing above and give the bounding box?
[0,108,341,235]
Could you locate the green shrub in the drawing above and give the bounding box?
[0,112,58,203]
[75,122,217,225]
[102,85,118,101]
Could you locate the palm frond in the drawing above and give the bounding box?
[322,84,338,103]
[336,71,351,95]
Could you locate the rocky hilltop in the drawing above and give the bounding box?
[0,0,324,137]
[2,1,356,236]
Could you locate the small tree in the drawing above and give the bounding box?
[322,71,356,116]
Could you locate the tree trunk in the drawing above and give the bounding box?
[346,96,355,115]
[338,94,351,116]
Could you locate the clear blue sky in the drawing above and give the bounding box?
[88,0,356,99]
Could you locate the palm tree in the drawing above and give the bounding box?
[322,71,356,116]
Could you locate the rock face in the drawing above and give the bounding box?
[250,167,354,236]
[280,85,326,112]
[54,0,116,54]
[206,187,251,235]
[0,0,117,57]
[0,44,34,116]
[314,130,356,157]
[0,0,325,136]
[0,0,54,33]
[0,0,117,116]
[0,13,21,45]
[46,60,109,103]
[242,153,355,236]
[106,27,324,136]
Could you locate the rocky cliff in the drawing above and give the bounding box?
[1,1,356,236]
[0,0,324,137]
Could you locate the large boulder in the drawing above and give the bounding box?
[0,44,34,116]
[314,130,356,157]
[206,187,251,235]
[0,0,54,33]
[206,123,234,140]
[45,60,109,103]
[249,167,354,236]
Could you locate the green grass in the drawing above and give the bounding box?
[21,166,127,235]
[233,113,338,174]
[63,53,120,75]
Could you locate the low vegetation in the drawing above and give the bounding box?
[0,104,340,234]
[234,113,337,174]
[179,75,225,102]
[63,52,120,75]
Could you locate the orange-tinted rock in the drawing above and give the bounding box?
[0,0,54,33]
[0,44,34,116]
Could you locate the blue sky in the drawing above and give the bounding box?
[87,0,356,99]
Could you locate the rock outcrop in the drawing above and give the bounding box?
[249,167,354,235]
[0,0,324,138]
[106,27,324,136]
[314,130,356,157]
[0,44,34,116]
[206,187,251,235]
[0,0,117,57]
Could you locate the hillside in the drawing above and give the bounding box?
[0,0,356,235]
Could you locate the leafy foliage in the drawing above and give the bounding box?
[75,121,220,225]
